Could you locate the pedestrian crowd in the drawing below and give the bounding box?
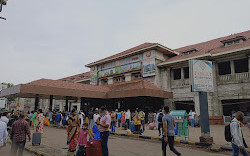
[0,107,249,156]
[0,108,44,156]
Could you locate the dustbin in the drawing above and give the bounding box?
[170,110,189,140]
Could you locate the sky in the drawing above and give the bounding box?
[1,0,250,85]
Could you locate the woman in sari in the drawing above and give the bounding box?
[121,111,126,125]
[67,109,80,155]
[35,109,44,134]
[32,111,37,130]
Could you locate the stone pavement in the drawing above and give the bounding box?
[115,124,250,146]
[17,126,233,156]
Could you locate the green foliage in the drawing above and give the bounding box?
[1,82,15,104]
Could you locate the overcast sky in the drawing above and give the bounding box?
[1,0,250,85]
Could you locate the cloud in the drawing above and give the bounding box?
[0,0,250,84]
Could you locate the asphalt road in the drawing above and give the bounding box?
[18,126,230,156]
[108,136,228,156]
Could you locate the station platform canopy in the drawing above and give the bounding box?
[0,79,173,100]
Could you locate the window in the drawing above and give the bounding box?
[218,61,231,75]
[234,58,249,73]
[183,67,189,78]
[134,74,142,79]
[173,69,181,80]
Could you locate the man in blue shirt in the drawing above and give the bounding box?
[55,111,62,128]
[117,111,122,127]
[162,106,181,156]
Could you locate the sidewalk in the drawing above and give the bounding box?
[24,127,67,156]
[115,124,250,147]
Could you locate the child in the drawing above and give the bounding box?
[76,123,94,156]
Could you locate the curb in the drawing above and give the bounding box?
[110,132,212,146]
[25,146,53,156]
[7,141,52,156]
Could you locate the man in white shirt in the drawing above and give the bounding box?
[0,112,9,125]
[230,111,248,156]
[189,110,195,127]
[78,111,85,129]
[125,109,131,129]
[0,120,8,148]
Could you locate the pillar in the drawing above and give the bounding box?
[164,99,175,110]
[65,99,69,112]
[69,102,72,112]
[194,93,200,116]
[80,97,84,111]
[99,79,102,86]
[181,68,184,80]
[230,60,235,74]
[125,73,132,82]
[49,95,53,111]
[248,56,250,72]
[34,94,39,111]
[107,77,113,84]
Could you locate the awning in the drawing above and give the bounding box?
[0,79,173,99]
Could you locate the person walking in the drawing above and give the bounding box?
[162,106,181,156]
[32,111,37,129]
[133,111,141,134]
[189,110,195,127]
[158,110,164,136]
[55,111,62,128]
[88,109,94,129]
[10,113,31,156]
[125,109,131,129]
[79,110,85,129]
[35,109,44,134]
[0,120,8,149]
[67,109,80,155]
[110,111,116,132]
[97,106,111,156]
[139,110,145,132]
[117,111,122,128]
[231,111,249,156]
[0,111,9,125]
[48,110,53,125]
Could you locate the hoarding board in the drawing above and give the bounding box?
[190,60,214,92]
[98,54,143,71]
[98,62,141,78]
[90,66,98,85]
[142,58,156,77]
[0,98,6,108]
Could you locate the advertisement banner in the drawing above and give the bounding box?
[190,60,214,92]
[99,68,115,78]
[142,58,156,77]
[98,62,141,78]
[98,54,143,71]
[0,84,8,91]
[90,66,98,85]
[0,98,6,108]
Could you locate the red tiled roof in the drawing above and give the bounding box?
[59,72,90,82]
[27,79,109,92]
[160,30,250,65]
[86,43,156,66]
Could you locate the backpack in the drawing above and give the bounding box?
[224,124,232,142]
[158,113,163,123]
